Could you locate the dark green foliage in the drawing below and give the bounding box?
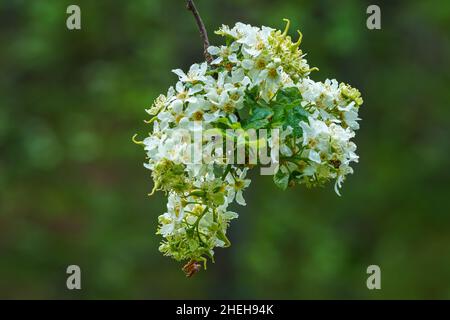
[243,86,307,135]
[272,87,308,136]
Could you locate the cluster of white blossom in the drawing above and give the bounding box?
[135,20,363,276]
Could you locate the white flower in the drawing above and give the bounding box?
[170,81,202,105]
[226,169,251,206]
[299,117,330,146]
[208,42,240,65]
[235,23,260,47]
[230,68,251,88]
[172,62,207,84]
[158,193,185,237]
[215,24,240,39]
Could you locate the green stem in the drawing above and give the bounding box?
[221,164,232,180]
[194,206,209,245]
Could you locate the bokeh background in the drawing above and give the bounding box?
[1,0,449,299]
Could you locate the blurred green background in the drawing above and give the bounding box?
[1,0,449,299]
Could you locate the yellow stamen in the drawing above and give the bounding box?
[293,30,303,48]
[282,18,291,37]
[132,133,145,145]
[148,183,158,196]
[144,116,158,124]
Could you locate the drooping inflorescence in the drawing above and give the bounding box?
[135,20,363,276]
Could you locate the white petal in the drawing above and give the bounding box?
[172,69,186,79]
[309,150,321,163]
[236,191,246,206]
[207,46,221,55]
[159,223,174,237]
[229,53,239,63]
[211,57,223,65]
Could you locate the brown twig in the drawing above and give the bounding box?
[186,0,212,63]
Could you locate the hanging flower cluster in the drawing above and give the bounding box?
[134,20,363,276]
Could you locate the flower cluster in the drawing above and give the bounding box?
[135,20,363,276]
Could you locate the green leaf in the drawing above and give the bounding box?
[272,105,286,125]
[214,117,232,126]
[273,169,290,190]
[244,118,269,129]
[242,86,308,133]
[275,87,302,106]
[285,106,308,136]
[209,192,225,206]
[242,87,274,129]
[243,86,259,107]
[249,106,273,121]
[270,87,307,135]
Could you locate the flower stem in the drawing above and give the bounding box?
[186,0,213,63]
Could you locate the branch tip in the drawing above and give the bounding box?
[186,0,213,63]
